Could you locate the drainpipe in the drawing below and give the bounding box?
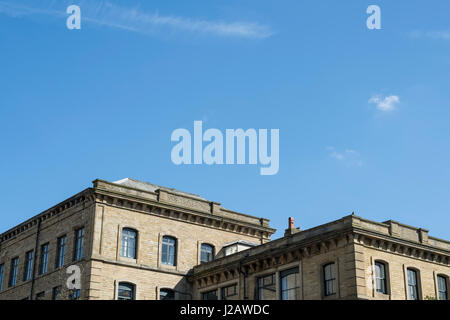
[238,258,249,300]
[29,217,42,300]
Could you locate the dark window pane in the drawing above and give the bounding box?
[118,282,135,300]
[52,286,62,300]
[221,285,237,300]
[0,264,4,291]
[70,289,81,300]
[201,290,218,300]
[24,250,34,281]
[39,244,49,275]
[74,228,85,261]
[160,288,175,300]
[9,258,19,287]
[56,236,66,268]
[36,292,45,300]
[323,263,336,296]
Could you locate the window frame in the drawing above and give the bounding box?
[73,227,85,261]
[161,235,177,266]
[39,243,50,275]
[121,228,138,259]
[52,286,62,300]
[35,291,45,300]
[69,289,81,300]
[437,275,448,300]
[407,268,420,300]
[374,261,388,294]
[256,273,276,300]
[323,262,337,297]
[9,257,19,287]
[159,288,175,300]
[0,264,4,291]
[221,284,238,300]
[117,282,135,300]
[24,250,34,281]
[280,267,300,300]
[201,289,218,300]
[200,243,215,264]
[55,235,66,269]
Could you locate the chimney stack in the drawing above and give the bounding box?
[284,217,301,236]
[289,217,295,229]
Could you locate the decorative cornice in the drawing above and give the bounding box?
[0,179,276,245]
[93,191,273,240]
[190,230,354,285]
[0,189,94,243]
[93,179,275,240]
[353,229,450,266]
[190,216,450,286]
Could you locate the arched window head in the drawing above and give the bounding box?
[200,243,215,263]
[118,282,135,300]
[160,288,175,300]
[161,236,177,266]
[121,228,137,259]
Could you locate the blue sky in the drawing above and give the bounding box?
[0,0,449,240]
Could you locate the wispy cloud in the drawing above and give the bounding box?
[409,30,450,41]
[326,147,363,167]
[369,95,400,112]
[0,0,274,39]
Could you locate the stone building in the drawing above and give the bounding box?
[0,178,273,300]
[192,215,449,300]
[0,178,448,300]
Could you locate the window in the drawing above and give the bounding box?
[56,235,66,268]
[74,227,85,261]
[437,275,448,300]
[121,228,137,259]
[374,261,388,294]
[201,290,218,300]
[24,250,34,281]
[160,288,175,300]
[280,267,299,300]
[0,264,4,291]
[118,282,135,300]
[257,273,276,300]
[9,257,19,287]
[221,284,237,300]
[52,286,62,300]
[161,236,177,266]
[407,269,419,300]
[70,289,81,300]
[200,243,214,263]
[323,263,337,296]
[36,291,45,300]
[39,243,49,275]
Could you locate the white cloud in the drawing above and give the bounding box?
[369,95,400,112]
[409,30,450,41]
[327,147,363,167]
[0,0,274,39]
